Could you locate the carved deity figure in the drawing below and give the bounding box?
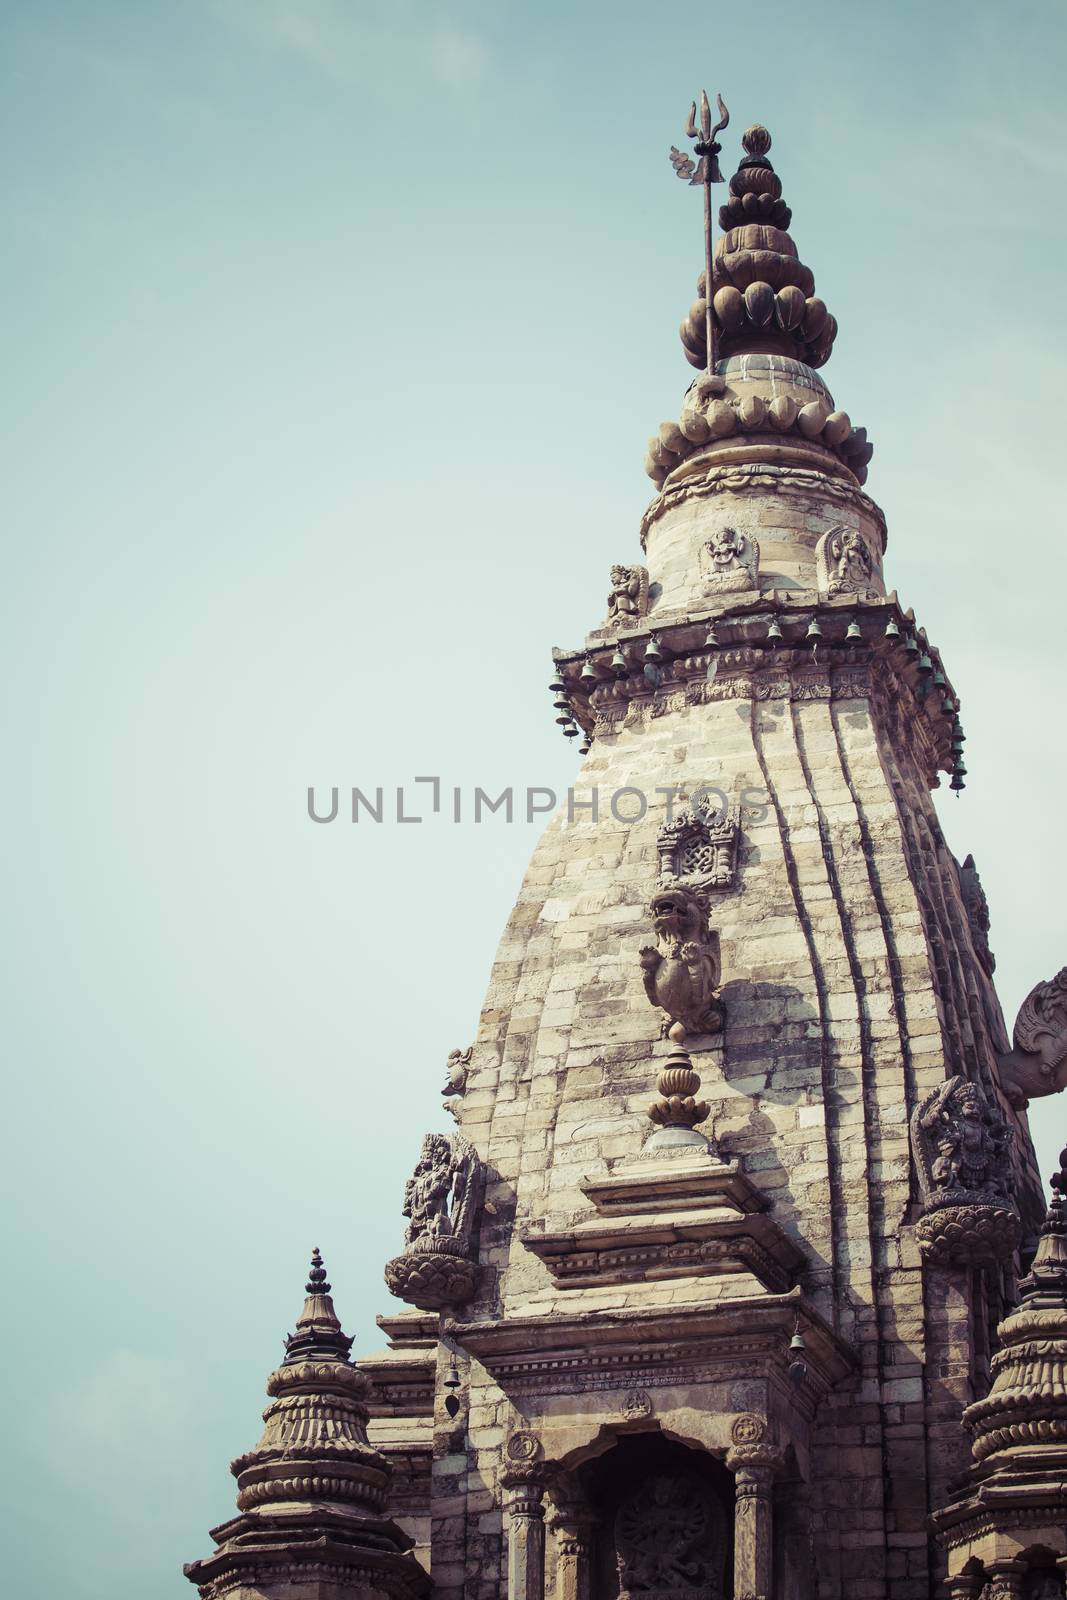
[999,967,1067,1107]
[913,1076,1011,1202]
[605,563,648,626]
[639,885,724,1037]
[615,1472,725,1599]
[817,524,877,599]
[702,526,759,596]
[402,1133,456,1246]
[385,1130,484,1309]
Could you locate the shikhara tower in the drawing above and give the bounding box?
[188,120,1067,1600]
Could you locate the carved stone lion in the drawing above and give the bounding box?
[639,885,724,1038]
[998,968,1067,1108]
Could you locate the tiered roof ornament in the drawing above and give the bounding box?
[678,123,838,372]
[932,1146,1067,1588]
[648,109,871,490]
[184,1250,428,1600]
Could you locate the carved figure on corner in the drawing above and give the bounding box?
[639,885,724,1038]
[606,564,649,626]
[816,524,877,599]
[910,1076,1019,1265]
[384,1132,483,1310]
[958,854,995,976]
[917,1077,1010,1197]
[702,526,759,596]
[998,968,1067,1108]
[441,1046,472,1120]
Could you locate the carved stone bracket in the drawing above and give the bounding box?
[384,1132,484,1310]
[910,1076,1019,1265]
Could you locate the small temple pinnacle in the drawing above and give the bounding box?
[306,1246,331,1294]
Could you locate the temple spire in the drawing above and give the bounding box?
[679,123,839,372]
[184,1250,427,1600]
[282,1245,354,1363]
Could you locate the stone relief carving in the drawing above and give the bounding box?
[998,969,1067,1108]
[615,1472,728,1600]
[701,526,759,596]
[816,524,877,599]
[620,1389,653,1422]
[441,1045,472,1120]
[639,884,724,1039]
[383,1132,483,1309]
[958,855,995,976]
[606,564,649,627]
[657,797,740,891]
[911,1076,1019,1265]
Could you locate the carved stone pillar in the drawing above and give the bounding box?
[547,1497,594,1600]
[503,1471,547,1600]
[983,1563,1026,1600]
[726,1431,781,1600]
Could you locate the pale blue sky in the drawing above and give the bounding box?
[3,2,1067,1595]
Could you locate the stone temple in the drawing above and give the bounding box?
[185,118,1067,1600]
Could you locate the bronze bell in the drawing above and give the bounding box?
[903,632,920,658]
[766,617,783,641]
[610,646,627,674]
[580,656,597,682]
[845,619,862,645]
[644,634,664,664]
[884,617,901,642]
[806,616,822,640]
[704,622,720,647]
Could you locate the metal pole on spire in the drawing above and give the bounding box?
[670,91,730,376]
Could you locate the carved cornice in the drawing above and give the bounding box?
[447,1294,854,1405]
[639,459,887,550]
[519,1208,802,1295]
[553,598,955,790]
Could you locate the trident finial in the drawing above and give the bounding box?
[669,92,730,375]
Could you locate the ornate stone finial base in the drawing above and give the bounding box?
[648,1040,709,1133]
[383,1240,480,1312]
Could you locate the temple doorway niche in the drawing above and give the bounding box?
[578,1432,735,1600]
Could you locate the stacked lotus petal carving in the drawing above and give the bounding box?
[680,126,837,373]
[647,125,874,493]
[645,370,873,490]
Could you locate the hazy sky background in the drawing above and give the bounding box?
[3,2,1067,1594]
